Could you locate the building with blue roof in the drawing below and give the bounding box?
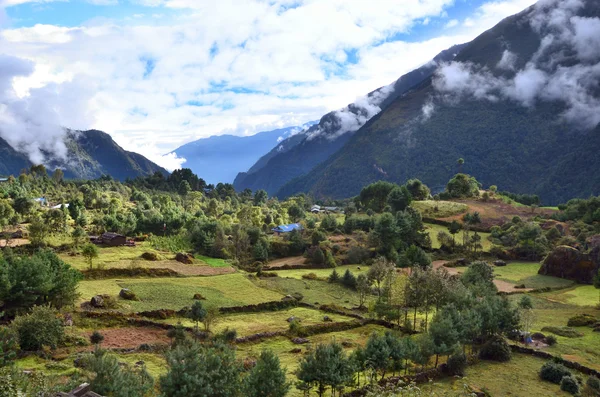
[271,223,303,236]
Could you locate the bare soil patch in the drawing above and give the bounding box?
[0,238,30,248]
[85,327,171,349]
[267,256,307,269]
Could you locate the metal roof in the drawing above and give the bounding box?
[272,223,303,233]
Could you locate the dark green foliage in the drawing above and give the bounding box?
[461,261,496,295]
[311,247,326,266]
[560,375,581,395]
[500,191,540,206]
[446,352,468,376]
[325,250,337,268]
[364,332,392,379]
[397,245,431,269]
[567,314,596,327]
[405,179,430,201]
[190,301,207,333]
[445,174,480,198]
[90,331,104,346]
[387,185,412,213]
[328,269,340,283]
[320,215,338,232]
[539,361,572,384]
[86,348,154,397]
[287,204,305,221]
[296,341,353,397]
[0,327,18,367]
[545,335,557,346]
[346,245,370,264]
[587,375,600,392]
[242,350,290,397]
[360,181,397,213]
[161,342,242,397]
[540,327,584,338]
[341,269,357,289]
[478,335,511,362]
[286,229,306,256]
[343,215,374,233]
[167,323,188,347]
[12,306,64,351]
[0,250,82,317]
[555,196,600,224]
[311,230,327,246]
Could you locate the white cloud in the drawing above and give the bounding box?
[445,19,459,28]
[0,0,551,168]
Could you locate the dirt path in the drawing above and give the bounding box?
[0,238,29,248]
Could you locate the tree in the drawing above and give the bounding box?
[387,186,412,213]
[287,204,305,221]
[428,311,459,367]
[397,245,431,269]
[28,216,49,247]
[373,213,400,258]
[461,261,496,295]
[72,226,87,248]
[178,180,191,196]
[328,269,340,283]
[202,306,219,332]
[405,179,430,201]
[12,306,64,351]
[341,269,357,289]
[90,330,104,346]
[311,230,327,246]
[0,327,19,367]
[242,350,290,397]
[457,158,464,173]
[356,274,371,309]
[253,190,268,206]
[446,174,479,198]
[364,332,391,382]
[297,341,352,397]
[86,348,154,397]
[52,168,64,183]
[82,243,99,270]
[368,257,395,297]
[360,181,397,212]
[161,342,242,397]
[189,301,207,335]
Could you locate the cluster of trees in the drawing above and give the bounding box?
[499,191,541,207]
[555,196,600,225]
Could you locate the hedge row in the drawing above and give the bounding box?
[82,267,180,280]
[510,345,600,378]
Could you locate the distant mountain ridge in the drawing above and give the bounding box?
[172,122,316,185]
[277,0,600,205]
[0,129,168,180]
[233,43,467,195]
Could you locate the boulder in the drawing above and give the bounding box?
[291,292,304,301]
[193,293,206,300]
[538,245,600,284]
[175,252,194,264]
[281,295,295,302]
[289,348,302,354]
[292,337,309,344]
[287,316,300,323]
[90,295,105,308]
[323,316,333,322]
[119,288,138,301]
[493,260,507,267]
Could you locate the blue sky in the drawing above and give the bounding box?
[0,0,536,169]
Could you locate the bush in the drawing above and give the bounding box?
[545,335,558,346]
[12,306,64,351]
[560,375,581,395]
[0,327,19,367]
[346,245,370,264]
[446,352,468,376]
[141,252,158,261]
[90,331,104,346]
[587,375,600,392]
[478,336,511,362]
[539,361,571,384]
[302,273,318,280]
[567,314,596,327]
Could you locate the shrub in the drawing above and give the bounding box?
[478,336,511,362]
[141,252,159,261]
[0,327,19,367]
[567,314,596,327]
[587,375,600,392]
[545,335,558,346]
[539,361,571,384]
[90,331,104,346]
[341,269,357,289]
[560,375,581,395]
[346,245,370,264]
[328,270,340,283]
[302,273,318,280]
[12,306,64,351]
[446,352,468,376]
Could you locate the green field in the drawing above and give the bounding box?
[195,255,231,267]
[543,285,600,307]
[274,264,368,280]
[439,353,571,396]
[60,242,168,270]
[255,277,362,307]
[412,200,469,218]
[426,223,493,251]
[161,307,354,336]
[78,273,283,312]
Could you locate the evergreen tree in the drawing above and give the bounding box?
[242,350,290,397]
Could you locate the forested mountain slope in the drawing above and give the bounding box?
[233,44,467,195]
[278,0,600,205]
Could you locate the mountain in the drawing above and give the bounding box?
[0,129,168,180]
[172,122,316,185]
[233,43,467,195]
[277,0,600,205]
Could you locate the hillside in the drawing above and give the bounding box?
[0,129,168,180]
[233,44,467,195]
[277,0,600,205]
[172,123,315,185]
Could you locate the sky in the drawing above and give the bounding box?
[0,0,538,170]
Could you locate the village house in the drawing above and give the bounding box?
[271,223,303,236]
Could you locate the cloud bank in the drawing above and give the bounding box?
[430,0,600,130]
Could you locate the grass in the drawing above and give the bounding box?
[274,264,368,280]
[60,241,167,271]
[78,273,283,312]
[438,353,571,396]
[255,277,362,307]
[425,223,493,252]
[195,255,231,268]
[117,353,168,379]
[454,261,574,290]
[411,200,469,218]
[543,285,600,307]
[161,307,354,336]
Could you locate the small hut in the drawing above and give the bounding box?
[100,232,126,246]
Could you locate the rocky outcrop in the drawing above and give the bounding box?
[538,244,600,284]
